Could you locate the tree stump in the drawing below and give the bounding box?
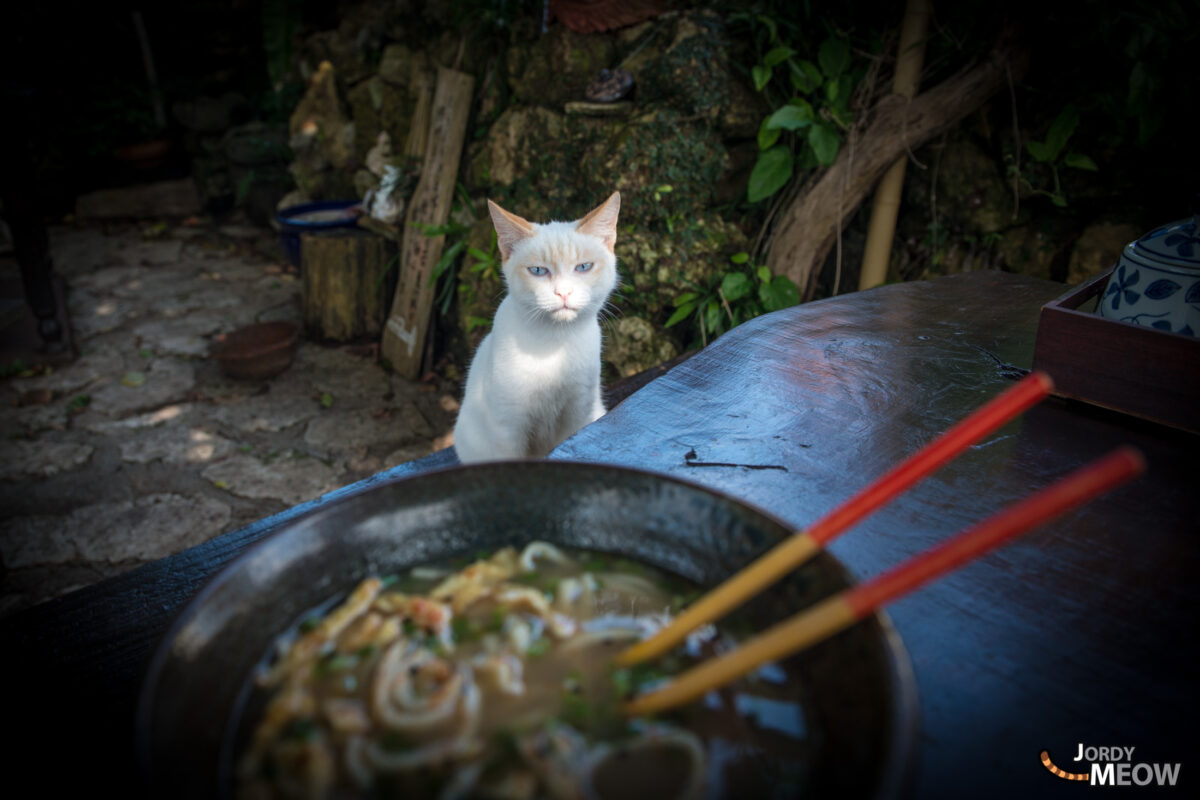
[300,228,398,342]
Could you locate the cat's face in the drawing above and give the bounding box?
[489,193,620,324]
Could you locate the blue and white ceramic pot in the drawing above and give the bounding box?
[1099,213,1200,337]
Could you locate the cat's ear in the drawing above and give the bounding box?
[575,192,620,253]
[488,199,536,262]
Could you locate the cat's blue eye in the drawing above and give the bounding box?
[575,262,594,273]
[527,266,549,277]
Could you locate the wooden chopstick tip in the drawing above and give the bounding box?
[1029,370,1054,396]
[1108,445,1146,478]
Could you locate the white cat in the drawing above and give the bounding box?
[453,192,621,463]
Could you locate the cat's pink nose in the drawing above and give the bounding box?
[554,288,572,305]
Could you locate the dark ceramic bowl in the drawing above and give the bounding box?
[210,321,299,380]
[137,462,918,799]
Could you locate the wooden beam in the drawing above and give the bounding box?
[767,34,1025,296]
[380,66,474,378]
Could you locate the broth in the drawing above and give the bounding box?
[235,543,812,799]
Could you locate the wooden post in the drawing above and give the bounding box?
[301,229,397,342]
[405,57,436,159]
[380,66,474,378]
[858,0,931,291]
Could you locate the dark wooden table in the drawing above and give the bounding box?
[4,271,1196,797]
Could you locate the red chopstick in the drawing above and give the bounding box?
[807,370,1054,544]
[625,446,1146,715]
[617,371,1054,667]
[842,445,1144,615]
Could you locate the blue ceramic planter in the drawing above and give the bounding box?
[275,200,362,269]
[1099,213,1200,337]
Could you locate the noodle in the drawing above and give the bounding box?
[236,543,810,799]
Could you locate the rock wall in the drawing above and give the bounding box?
[283,4,1152,378]
[283,9,766,378]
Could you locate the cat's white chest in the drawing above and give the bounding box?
[503,323,596,391]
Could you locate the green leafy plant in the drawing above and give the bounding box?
[416,184,503,325]
[420,219,472,316]
[1016,105,1098,207]
[740,16,863,203]
[666,252,800,347]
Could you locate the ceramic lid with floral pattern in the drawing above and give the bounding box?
[1122,213,1200,275]
[1100,205,1200,337]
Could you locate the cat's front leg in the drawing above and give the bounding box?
[554,387,605,448]
[453,405,529,463]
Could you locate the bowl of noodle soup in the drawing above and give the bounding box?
[137,462,918,799]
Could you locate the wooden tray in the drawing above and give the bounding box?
[1033,269,1200,433]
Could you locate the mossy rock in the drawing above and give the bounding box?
[933,138,1013,234]
[473,107,617,221]
[580,109,728,227]
[507,24,616,109]
[721,77,767,139]
[1067,221,1138,285]
[346,76,416,164]
[603,315,680,378]
[997,218,1076,282]
[635,12,733,124]
[615,213,749,319]
[378,43,415,86]
[470,106,569,189]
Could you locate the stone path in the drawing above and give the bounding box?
[0,222,458,618]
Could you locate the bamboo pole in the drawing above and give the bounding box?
[766,33,1022,290]
[858,0,931,291]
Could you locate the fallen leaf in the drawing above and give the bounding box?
[122,371,147,388]
[320,392,333,408]
[66,395,91,414]
[141,221,169,240]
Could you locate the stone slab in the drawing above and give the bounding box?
[87,358,196,417]
[304,403,433,456]
[74,178,202,221]
[131,313,225,357]
[48,226,120,276]
[201,453,343,506]
[119,424,237,465]
[0,440,94,481]
[10,348,126,396]
[0,493,231,567]
[111,238,185,267]
[206,392,321,433]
